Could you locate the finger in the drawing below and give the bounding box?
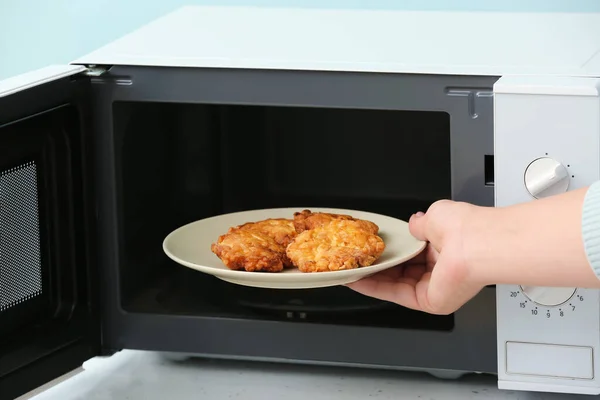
[370,265,404,281]
[346,277,422,311]
[402,264,426,280]
[421,251,481,314]
[424,245,439,272]
[404,243,437,271]
[408,212,428,241]
[415,272,435,312]
[405,247,428,265]
[403,270,460,315]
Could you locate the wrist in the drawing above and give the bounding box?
[462,205,499,287]
[464,188,598,288]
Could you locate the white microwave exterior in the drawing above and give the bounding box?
[494,76,600,395]
[2,6,600,397]
[4,7,600,95]
[71,6,600,77]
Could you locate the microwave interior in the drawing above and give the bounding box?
[114,100,454,330]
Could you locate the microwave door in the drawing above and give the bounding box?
[0,66,101,400]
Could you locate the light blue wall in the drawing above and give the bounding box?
[1,0,600,80]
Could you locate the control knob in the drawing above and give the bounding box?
[520,285,576,306]
[524,157,570,199]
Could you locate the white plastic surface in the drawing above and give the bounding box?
[494,76,600,96]
[498,381,600,396]
[506,342,593,379]
[72,6,600,77]
[0,65,86,98]
[494,75,600,394]
[523,158,570,199]
[520,286,576,307]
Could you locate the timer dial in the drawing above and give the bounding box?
[519,285,576,306]
[524,157,570,199]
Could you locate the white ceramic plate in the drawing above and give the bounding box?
[163,208,426,289]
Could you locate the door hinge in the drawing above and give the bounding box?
[83,65,109,77]
[82,65,132,86]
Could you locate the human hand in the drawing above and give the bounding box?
[346,200,487,315]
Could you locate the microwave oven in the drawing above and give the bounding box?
[2,6,600,399]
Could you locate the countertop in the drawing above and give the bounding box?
[23,350,591,400]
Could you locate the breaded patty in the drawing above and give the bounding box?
[293,209,379,235]
[211,229,292,272]
[286,219,385,272]
[229,218,297,247]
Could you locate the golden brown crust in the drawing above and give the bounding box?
[228,218,297,247]
[293,209,379,235]
[286,219,385,273]
[211,211,385,273]
[210,229,292,272]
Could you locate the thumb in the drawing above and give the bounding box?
[408,212,428,241]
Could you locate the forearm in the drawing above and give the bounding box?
[467,186,600,288]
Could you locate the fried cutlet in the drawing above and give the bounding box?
[229,218,297,247]
[286,219,385,273]
[293,209,379,235]
[211,218,296,272]
[211,230,293,272]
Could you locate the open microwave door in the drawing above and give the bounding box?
[0,65,101,400]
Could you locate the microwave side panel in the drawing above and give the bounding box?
[0,67,102,400]
[494,75,600,395]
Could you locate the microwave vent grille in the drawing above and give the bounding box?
[0,161,42,312]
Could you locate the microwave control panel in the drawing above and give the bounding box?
[493,75,600,395]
